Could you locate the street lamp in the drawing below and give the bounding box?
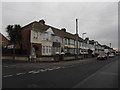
[109,43,112,53]
[82,32,86,39]
[110,43,111,48]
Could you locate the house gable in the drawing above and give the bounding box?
[46,27,54,34]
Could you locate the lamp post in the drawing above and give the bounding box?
[109,43,111,53]
[110,43,111,48]
[82,32,86,39]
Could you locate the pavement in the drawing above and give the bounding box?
[73,58,118,88]
[2,57,97,69]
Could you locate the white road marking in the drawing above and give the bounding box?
[46,68,54,71]
[40,69,47,72]
[16,72,26,75]
[3,75,13,77]
[55,67,61,69]
[32,70,40,74]
[28,70,35,74]
[3,66,63,78]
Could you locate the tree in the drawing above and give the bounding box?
[6,24,22,47]
[6,24,22,58]
[6,25,14,43]
[14,24,22,50]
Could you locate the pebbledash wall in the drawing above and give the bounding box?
[31,30,42,56]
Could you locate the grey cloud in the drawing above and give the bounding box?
[2,2,118,48]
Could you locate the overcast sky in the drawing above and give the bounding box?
[2,1,118,49]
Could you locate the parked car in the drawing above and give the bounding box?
[97,53,108,60]
[109,53,115,58]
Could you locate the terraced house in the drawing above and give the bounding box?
[21,19,110,57]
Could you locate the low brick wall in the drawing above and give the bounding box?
[15,57,29,61]
[2,56,55,62]
[2,56,13,60]
[2,56,28,62]
[37,57,54,62]
[64,56,75,60]
[2,55,85,62]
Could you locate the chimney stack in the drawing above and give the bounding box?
[39,19,45,25]
[85,37,89,40]
[61,28,66,32]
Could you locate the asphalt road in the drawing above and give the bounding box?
[2,56,119,88]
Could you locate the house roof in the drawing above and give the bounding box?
[102,45,111,49]
[22,21,36,30]
[89,40,95,44]
[0,33,9,42]
[22,20,84,42]
[51,27,84,42]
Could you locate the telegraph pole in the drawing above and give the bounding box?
[76,19,78,35]
[76,18,78,59]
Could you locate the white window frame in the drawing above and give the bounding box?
[42,32,48,40]
[46,46,49,53]
[33,31,38,39]
[42,46,52,55]
[69,39,75,45]
[42,46,45,54]
[49,46,51,54]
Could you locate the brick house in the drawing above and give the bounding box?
[0,33,9,48]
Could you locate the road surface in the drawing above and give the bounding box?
[2,56,119,88]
